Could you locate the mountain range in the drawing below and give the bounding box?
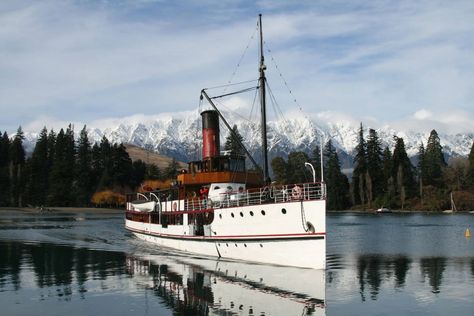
[23,110,474,169]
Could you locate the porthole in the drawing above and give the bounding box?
[244,244,247,247]
[240,212,244,217]
[235,244,237,247]
[261,210,266,216]
[250,211,254,216]
[226,243,229,247]
[281,208,287,214]
[231,213,235,218]
[219,214,222,219]
[218,243,221,247]
[260,244,263,248]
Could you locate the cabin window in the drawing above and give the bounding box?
[240,212,244,217]
[214,186,220,190]
[281,208,287,214]
[227,186,233,191]
[261,210,266,216]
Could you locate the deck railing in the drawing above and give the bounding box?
[183,182,326,211]
[127,182,326,213]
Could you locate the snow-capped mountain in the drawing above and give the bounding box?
[22,110,473,167]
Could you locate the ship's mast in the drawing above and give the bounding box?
[259,14,270,184]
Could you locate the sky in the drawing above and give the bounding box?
[1,0,474,135]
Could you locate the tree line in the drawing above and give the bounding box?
[0,125,179,208]
[2,122,474,211]
[270,124,474,211]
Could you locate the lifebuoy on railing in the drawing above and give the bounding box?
[292,185,303,200]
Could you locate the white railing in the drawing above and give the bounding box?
[183,182,326,211]
[128,182,326,213]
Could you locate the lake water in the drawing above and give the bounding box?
[0,210,473,315]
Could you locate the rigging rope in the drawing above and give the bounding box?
[222,21,259,94]
[264,42,323,139]
[210,86,258,99]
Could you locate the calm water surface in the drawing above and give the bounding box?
[0,210,473,315]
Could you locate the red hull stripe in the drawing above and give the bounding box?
[126,225,325,242]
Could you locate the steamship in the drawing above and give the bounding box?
[125,15,326,269]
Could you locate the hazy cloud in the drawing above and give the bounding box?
[1,0,473,134]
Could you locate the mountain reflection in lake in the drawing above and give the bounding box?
[0,211,473,315]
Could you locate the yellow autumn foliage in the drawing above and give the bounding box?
[139,179,173,192]
[91,190,126,207]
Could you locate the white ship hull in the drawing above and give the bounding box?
[125,198,326,269]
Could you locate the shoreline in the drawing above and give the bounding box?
[1,206,472,215]
[0,206,123,214]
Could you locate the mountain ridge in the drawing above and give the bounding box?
[22,111,474,168]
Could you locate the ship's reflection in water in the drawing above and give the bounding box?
[0,241,325,315]
[2,212,474,315]
[127,254,326,315]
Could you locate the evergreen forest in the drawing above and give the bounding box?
[0,125,179,208]
[1,123,474,211]
[270,124,474,211]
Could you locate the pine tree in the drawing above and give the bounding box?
[224,124,244,155]
[310,145,322,181]
[366,128,384,201]
[352,123,367,206]
[91,142,102,190]
[392,137,416,209]
[28,127,50,205]
[10,127,26,206]
[287,151,310,184]
[467,141,474,188]
[0,132,11,206]
[417,142,425,204]
[76,126,93,206]
[131,160,147,188]
[382,146,394,206]
[271,156,287,184]
[145,163,161,180]
[424,129,446,187]
[110,143,133,188]
[324,140,350,210]
[96,136,113,190]
[48,126,76,206]
[163,158,179,180]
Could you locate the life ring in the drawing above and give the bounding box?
[172,202,177,211]
[292,185,302,200]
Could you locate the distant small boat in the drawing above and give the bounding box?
[443,192,457,214]
[376,207,391,213]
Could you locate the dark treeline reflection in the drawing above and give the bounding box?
[0,241,235,315]
[0,241,324,315]
[0,241,127,300]
[353,255,455,300]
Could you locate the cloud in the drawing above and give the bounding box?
[1,0,474,135]
[413,109,432,120]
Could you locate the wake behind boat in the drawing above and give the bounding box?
[124,15,326,269]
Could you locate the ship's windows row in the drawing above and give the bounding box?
[218,208,288,219]
[218,243,263,248]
